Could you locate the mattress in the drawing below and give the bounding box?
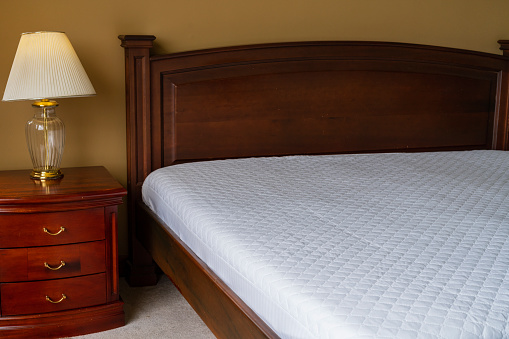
[142,151,509,339]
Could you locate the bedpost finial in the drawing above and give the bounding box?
[498,40,509,56]
[118,35,156,49]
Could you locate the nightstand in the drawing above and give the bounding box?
[0,166,127,338]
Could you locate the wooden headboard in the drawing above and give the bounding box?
[119,36,509,283]
[120,36,509,209]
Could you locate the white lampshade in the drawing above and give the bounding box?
[2,31,96,101]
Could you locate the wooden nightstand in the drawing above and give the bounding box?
[0,166,127,338]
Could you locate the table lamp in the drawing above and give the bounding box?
[2,31,96,180]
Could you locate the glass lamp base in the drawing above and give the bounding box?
[26,100,65,181]
[30,169,63,180]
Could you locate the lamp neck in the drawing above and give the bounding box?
[32,99,59,108]
[33,104,57,119]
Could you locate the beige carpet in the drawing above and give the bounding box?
[71,275,215,338]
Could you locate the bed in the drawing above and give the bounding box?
[119,35,509,338]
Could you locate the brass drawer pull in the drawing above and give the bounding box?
[44,261,66,271]
[42,226,66,236]
[46,294,67,304]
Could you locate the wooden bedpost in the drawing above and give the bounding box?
[119,35,158,286]
[498,40,509,150]
[499,40,509,57]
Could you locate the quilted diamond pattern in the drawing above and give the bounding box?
[143,151,509,339]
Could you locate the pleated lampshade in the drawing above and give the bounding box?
[2,31,96,101]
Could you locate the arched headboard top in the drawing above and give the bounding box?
[120,35,509,206]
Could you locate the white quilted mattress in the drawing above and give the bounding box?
[142,151,509,339]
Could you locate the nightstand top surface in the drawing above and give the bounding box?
[0,166,126,211]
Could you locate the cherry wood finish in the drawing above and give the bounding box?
[0,208,105,248]
[0,241,105,282]
[0,303,124,339]
[120,35,509,338]
[1,273,107,316]
[0,166,126,338]
[120,35,159,287]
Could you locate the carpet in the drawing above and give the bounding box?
[70,275,215,338]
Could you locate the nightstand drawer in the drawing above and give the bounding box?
[0,208,105,248]
[0,241,106,282]
[0,273,107,316]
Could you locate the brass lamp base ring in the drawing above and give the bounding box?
[30,170,64,180]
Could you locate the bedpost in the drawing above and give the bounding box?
[497,40,509,150]
[119,35,158,286]
[499,40,509,57]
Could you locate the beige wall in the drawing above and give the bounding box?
[1,0,508,254]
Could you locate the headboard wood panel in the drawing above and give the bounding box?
[153,42,508,167]
[163,65,494,161]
